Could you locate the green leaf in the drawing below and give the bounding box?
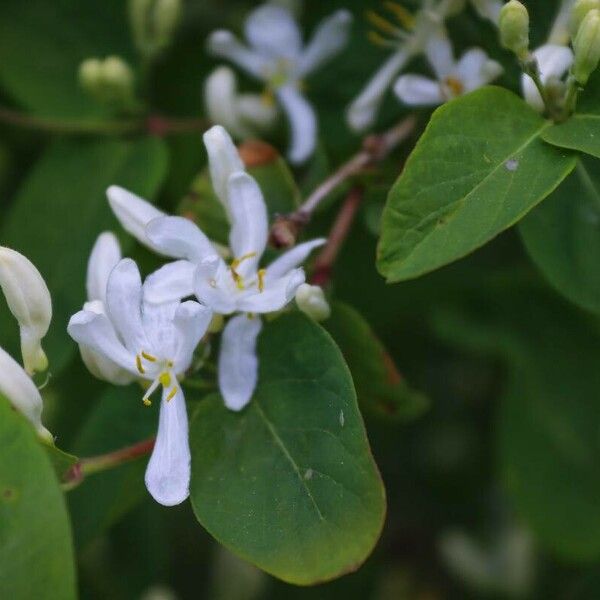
[377,87,576,282]
[324,302,428,421]
[519,156,600,314]
[541,70,600,158]
[0,396,76,599]
[0,137,167,373]
[45,444,78,482]
[189,313,385,585]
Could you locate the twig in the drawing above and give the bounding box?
[311,186,364,287]
[270,114,417,248]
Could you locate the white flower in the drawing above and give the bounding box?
[295,283,330,321]
[207,3,352,163]
[0,247,52,374]
[394,33,502,106]
[469,0,503,23]
[205,66,279,140]
[521,44,574,112]
[68,258,212,506]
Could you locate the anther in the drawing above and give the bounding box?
[136,354,145,374]
[166,387,177,401]
[366,10,400,35]
[143,397,152,406]
[384,1,415,29]
[159,372,171,387]
[141,351,157,362]
[257,268,266,293]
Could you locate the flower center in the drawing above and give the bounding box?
[135,351,177,406]
[229,252,257,291]
[443,76,464,98]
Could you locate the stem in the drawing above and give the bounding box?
[269,115,417,247]
[311,186,364,287]
[561,76,581,121]
[62,437,155,491]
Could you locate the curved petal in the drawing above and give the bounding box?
[86,232,121,304]
[425,32,455,80]
[218,315,262,411]
[536,44,574,83]
[172,301,213,373]
[203,125,246,212]
[346,50,410,132]
[207,31,270,80]
[265,238,326,280]
[107,186,164,249]
[236,94,279,132]
[145,386,191,506]
[145,216,217,262]
[143,260,196,305]
[106,259,147,354]
[275,84,317,164]
[456,49,503,92]
[244,4,301,61]
[297,10,353,77]
[236,268,305,313]
[394,74,444,106]
[79,345,135,385]
[194,257,237,315]
[227,172,268,276]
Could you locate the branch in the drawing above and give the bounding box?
[270,114,417,248]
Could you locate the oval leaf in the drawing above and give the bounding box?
[377,87,576,282]
[189,313,386,585]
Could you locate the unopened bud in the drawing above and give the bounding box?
[571,0,600,38]
[129,0,182,58]
[0,248,52,374]
[78,56,135,108]
[499,1,530,59]
[295,284,331,322]
[573,9,600,83]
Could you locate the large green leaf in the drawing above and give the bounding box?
[542,70,600,158]
[519,156,600,314]
[0,396,76,598]
[0,137,167,373]
[377,87,576,282]
[189,313,385,585]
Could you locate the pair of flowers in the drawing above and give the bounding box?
[68,125,325,506]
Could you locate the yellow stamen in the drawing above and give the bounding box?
[143,397,152,406]
[368,30,394,48]
[136,354,145,374]
[159,372,171,387]
[366,10,400,35]
[166,387,177,402]
[257,269,266,293]
[141,351,157,362]
[384,2,415,30]
[444,76,464,97]
[230,252,257,270]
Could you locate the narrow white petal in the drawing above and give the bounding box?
[236,268,305,313]
[471,0,503,23]
[0,345,49,439]
[194,257,237,315]
[218,315,262,411]
[535,44,574,83]
[227,172,268,276]
[244,4,302,61]
[79,345,135,385]
[265,238,326,280]
[203,125,246,212]
[146,216,216,262]
[456,49,502,91]
[425,32,455,80]
[275,84,317,164]
[107,186,164,249]
[394,75,444,106]
[297,10,353,77]
[86,232,121,304]
[236,94,279,132]
[346,50,410,132]
[143,260,196,305]
[145,386,191,506]
[207,31,270,80]
[172,301,212,373]
[106,259,148,354]
[521,74,544,112]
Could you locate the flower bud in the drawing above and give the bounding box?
[129,0,182,58]
[0,247,51,374]
[499,1,530,58]
[571,0,600,38]
[295,284,331,322]
[573,8,600,83]
[78,56,135,108]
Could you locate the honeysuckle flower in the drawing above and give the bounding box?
[78,232,135,385]
[295,283,330,322]
[207,3,352,163]
[205,66,279,140]
[0,345,52,441]
[521,44,574,112]
[0,247,52,374]
[68,258,212,506]
[394,33,502,106]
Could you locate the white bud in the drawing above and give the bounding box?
[571,0,600,37]
[499,0,530,58]
[295,284,331,322]
[78,56,135,107]
[0,247,51,374]
[573,8,600,84]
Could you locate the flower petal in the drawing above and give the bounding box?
[194,256,237,315]
[346,50,410,132]
[145,216,217,262]
[394,74,444,106]
[203,125,246,211]
[172,301,213,372]
[275,84,317,164]
[86,232,121,304]
[236,94,279,132]
[145,385,191,506]
[218,314,262,411]
[424,32,455,80]
[297,10,353,77]
[207,30,270,80]
[456,49,502,92]
[107,186,164,249]
[244,4,302,61]
[143,260,197,305]
[237,268,305,313]
[227,172,268,276]
[265,238,326,280]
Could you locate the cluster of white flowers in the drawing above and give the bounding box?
[68,125,325,506]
